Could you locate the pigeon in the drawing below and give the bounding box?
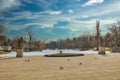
[67,59,70,61]
[27,59,30,62]
[79,62,82,65]
[95,57,97,60]
[59,66,64,70]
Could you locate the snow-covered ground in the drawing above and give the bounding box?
[0,49,110,57]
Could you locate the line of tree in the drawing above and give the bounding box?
[46,35,95,50]
[46,21,120,52]
[0,21,120,52]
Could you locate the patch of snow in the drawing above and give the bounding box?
[0,49,110,57]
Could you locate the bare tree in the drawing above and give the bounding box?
[26,28,34,51]
[109,21,120,50]
[96,21,100,50]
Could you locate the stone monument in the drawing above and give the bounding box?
[16,37,23,58]
[98,37,106,55]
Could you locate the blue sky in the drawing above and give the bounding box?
[0,0,120,40]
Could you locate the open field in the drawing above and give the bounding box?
[0,53,120,80]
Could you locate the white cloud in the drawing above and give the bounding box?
[100,17,120,25]
[82,1,120,17]
[82,0,104,7]
[25,23,42,27]
[82,15,89,18]
[0,0,21,12]
[42,11,62,15]
[2,11,34,21]
[25,22,55,28]
[68,9,74,13]
[49,11,62,15]
[66,16,120,33]
[3,1,120,35]
[41,23,54,28]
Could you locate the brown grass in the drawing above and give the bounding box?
[0,53,120,80]
[0,51,9,54]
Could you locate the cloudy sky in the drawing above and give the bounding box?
[0,0,120,40]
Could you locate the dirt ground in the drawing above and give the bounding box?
[0,53,120,80]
